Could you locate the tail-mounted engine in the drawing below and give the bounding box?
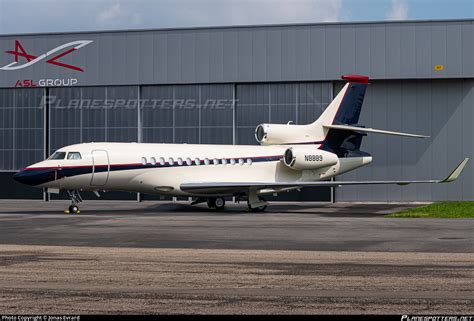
[283,146,338,170]
[255,123,322,145]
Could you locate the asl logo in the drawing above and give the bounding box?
[15,80,37,87]
[1,40,93,72]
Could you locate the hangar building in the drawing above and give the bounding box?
[0,19,473,202]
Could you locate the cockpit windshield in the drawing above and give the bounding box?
[48,152,66,160]
[67,152,82,160]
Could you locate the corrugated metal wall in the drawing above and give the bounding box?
[0,88,44,170]
[235,82,332,144]
[1,20,472,87]
[335,79,474,201]
[141,84,234,144]
[50,86,139,151]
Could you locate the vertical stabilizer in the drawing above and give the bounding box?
[316,75,370,157]
[313,74,369,127]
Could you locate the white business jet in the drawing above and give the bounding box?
[14,75,469,213]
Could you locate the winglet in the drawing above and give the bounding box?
[440,158,469,183]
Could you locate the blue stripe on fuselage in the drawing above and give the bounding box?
[14,155,284,186]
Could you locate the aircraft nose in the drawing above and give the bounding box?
[13,169,38,186]
[14,167,56,186]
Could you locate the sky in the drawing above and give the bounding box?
[0,0,472,34]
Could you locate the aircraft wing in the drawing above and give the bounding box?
[323,124,429,138]
[180,158,469,195]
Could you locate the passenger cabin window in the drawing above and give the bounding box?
[186,158,192,166]
[67,152,82,160]
[159,157,165,166]
[177,158,183,165]
[151,157,157,165]
[48,152,66,160]
[141,157,147,165]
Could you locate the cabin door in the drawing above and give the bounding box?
[90,150,110,186]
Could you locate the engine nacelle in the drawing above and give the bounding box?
[283,146,338,171]
[255,123,320,145]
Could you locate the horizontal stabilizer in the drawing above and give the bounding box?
[323,124,429,138]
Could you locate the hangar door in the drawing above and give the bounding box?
[0,88,45,199]
[335,79,474,202]
[235,81,333,202]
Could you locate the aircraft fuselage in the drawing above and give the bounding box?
[15,142,372,197]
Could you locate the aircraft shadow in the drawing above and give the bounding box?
[0,202,403,218]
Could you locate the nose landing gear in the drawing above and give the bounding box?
[65,190,82,214]
[67,204,80,214]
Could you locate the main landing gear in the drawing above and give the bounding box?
[207,197,226,210]
[247,190,268,212]
[247,197,267,212]
[191,194,268,212]
[191,197,226,210]
[65,190,82,214]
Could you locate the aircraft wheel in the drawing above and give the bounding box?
[247,204,267,212]
[250,204,267,212]
[247,196,267,212]
[207,197,226,210]
[207,198,216,208]
[66,205,80,214]
[214,197,226,209]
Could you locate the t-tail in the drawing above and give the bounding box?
[315,74,369,127]
[254,74,428,149]
[312,74,428,157]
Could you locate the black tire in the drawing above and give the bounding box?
[214,197,226,209]
[207,198,216,208]
[247,196,267,212]
[207,197,226,210]
[248,205,267,212]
